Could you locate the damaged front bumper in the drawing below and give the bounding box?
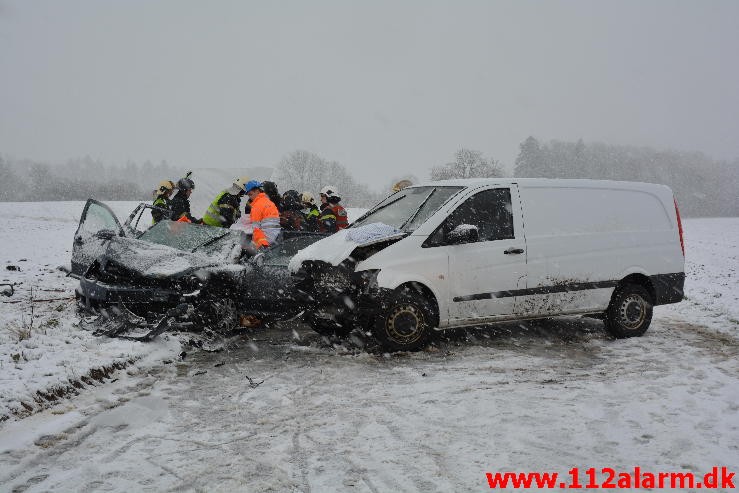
[75,276,201,311]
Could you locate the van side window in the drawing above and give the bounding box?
[425,188,514,247]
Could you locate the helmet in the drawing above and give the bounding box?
[244,180,262,193]
[391,179,413,193]
[177,177,195,190]
[156,180,174,196]
[282,190,301,210]
[233,176,250,190]
[320,185,339,198]
[301,191,315,206]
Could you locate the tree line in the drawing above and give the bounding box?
[2,139,738,215]
[512,137,739,217]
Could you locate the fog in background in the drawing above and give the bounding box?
[1,1,738,206]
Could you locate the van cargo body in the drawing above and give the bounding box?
[292,178,686,351]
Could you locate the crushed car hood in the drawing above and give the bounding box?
[104,236,247,279]
[288,223,405,273]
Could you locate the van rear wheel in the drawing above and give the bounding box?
[604,283,653,338]
[372,288,434,352]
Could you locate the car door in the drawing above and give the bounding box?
[71,199,125,276]
[424,186,527,324]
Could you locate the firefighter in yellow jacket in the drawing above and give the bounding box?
[202,176,250,228]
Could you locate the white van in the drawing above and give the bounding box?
[290,178,686,351]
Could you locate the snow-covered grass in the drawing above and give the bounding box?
[657,217,739,334]
[0,201,182,421]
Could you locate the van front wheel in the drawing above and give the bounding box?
[604,283,653,338]
[372,289,434,352]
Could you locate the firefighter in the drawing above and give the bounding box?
[280,190,306,231]
[318,185,348,233]
[171,172,202,223]
[301,191,320,232]
[202,176,249,228]
[244,180,281,248]
[152,180,174,224]
[262,180,282,212]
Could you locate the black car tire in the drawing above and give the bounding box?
[604,283,653,338]
[372,288,434,352]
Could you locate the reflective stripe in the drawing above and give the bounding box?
[260,217,281,243]
[203,191,228,226]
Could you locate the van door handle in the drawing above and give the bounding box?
[504,247,524,255]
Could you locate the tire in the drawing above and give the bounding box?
[307,314,353,338]
[604,283,653,338]
[372,288,435,352]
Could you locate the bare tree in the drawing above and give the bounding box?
[431,149,504,180]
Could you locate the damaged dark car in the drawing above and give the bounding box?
[72,199,324,339]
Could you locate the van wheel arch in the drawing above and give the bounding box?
[371,282,439,352]
[618,273,655,304]
[396,282,440,328]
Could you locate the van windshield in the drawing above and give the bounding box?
[352,186,463,231]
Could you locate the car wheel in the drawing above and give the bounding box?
[372,288,434,352]
[604,283,653,338]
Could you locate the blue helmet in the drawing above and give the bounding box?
[243,180,262,193]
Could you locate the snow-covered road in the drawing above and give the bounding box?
[1,202,738,492]
[1,316,738,492]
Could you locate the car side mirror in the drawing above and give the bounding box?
[93,229,118,240]
[446,224,479,245]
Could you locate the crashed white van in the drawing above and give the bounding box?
[290,179,686,351]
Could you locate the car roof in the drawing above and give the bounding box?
[409,177,671,192]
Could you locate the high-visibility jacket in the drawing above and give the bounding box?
[250,192,280,247]
[318,203,348,233]
[332,203,349,230]
[302,206,320,232]
[203,191,241,227]
[152,197,171,224]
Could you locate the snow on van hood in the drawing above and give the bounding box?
[288,223,404,273]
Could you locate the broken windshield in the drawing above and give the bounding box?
[139,221,237,253]
[352,186,463,231]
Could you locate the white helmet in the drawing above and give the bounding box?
[301,191,316,205]
[320,185,339,198]
[233,176,250,189]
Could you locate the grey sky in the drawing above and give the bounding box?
[1,0,738,188]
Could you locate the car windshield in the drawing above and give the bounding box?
[352,186,463,231]
[139,221,238,253]
[262,235,325,267]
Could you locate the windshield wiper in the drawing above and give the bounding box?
[352,194,406,227]
[400,188,436,230]
[192,232,231,253]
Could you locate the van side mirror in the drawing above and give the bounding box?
[446,224,479,245]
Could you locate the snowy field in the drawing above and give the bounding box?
[0,201,738,492]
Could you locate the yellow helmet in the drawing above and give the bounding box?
[156,180,174,196]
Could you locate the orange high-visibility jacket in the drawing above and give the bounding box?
[250,192,280,247]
